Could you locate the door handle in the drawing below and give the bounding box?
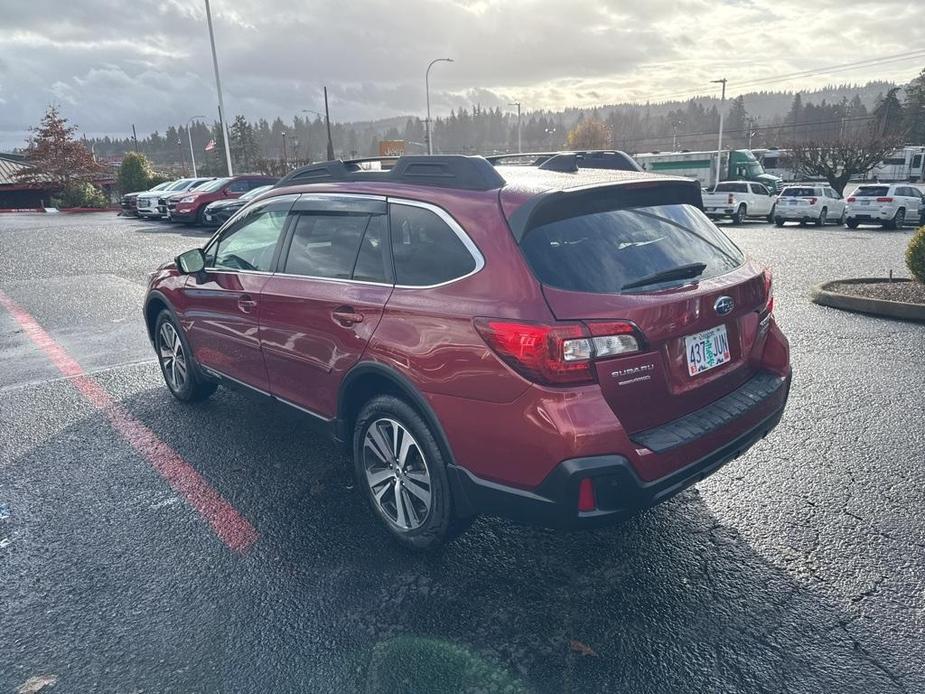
[332,306,364,326]
[237,294,257,314]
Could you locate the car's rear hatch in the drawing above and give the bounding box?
[505,178,772,435]
[849,185,891,214]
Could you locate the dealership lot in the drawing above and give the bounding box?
[1,214,923,692]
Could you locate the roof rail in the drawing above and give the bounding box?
[486,150,642,173]
[274,155,506,191]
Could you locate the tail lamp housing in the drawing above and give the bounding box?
[474,318,642,386]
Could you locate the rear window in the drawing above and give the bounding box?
[780,187,817,197]
[712,183,747,193]
[520,204,744,294]
[854,186,889,197]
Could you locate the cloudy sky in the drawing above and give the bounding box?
[1,0,923,149]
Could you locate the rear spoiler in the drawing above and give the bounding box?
[506,178,704,242]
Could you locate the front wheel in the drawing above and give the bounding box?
[154,311,217,402]
[353,396,469,550]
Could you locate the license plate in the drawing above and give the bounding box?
[861,200,870,205]
[788,200,798,205]
[685,325,731,377]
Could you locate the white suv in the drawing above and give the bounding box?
[136,178,212,220]
[774,184,846,227]
[845,183,923,229]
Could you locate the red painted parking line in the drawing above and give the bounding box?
[0,289,259,553]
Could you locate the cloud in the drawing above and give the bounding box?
[0,0,923,148]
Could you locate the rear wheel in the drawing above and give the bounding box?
[774,217,785,227]
[815,208,827,226]
[887,207,905,230]
[353,395,470,550]
[155,311,217,402]
[846,219,859,229]
[731,204,746,225]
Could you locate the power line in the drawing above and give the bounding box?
[619,50,925,105]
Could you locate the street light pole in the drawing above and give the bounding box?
[425,58,453,155]
[187,115,206,177]
[509,102,522,153]
[204,0,233,176]
[711,77,727,187]
[281,131,288,168]
[302,109,322,162]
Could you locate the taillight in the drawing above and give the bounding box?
[762,268,774,314]
[727,193,734,205]
[808,197,817,205]
[876,197,893,202]
[474,318,640,386]
[847,197,856,202]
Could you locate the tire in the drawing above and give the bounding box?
[846,219,859,229]
[887,207,905,230]
[193,206,206,226]
[774,217,785,227]
[815,208,827,226]
[731,204,746,225]
[837,208,846,226]
[353,395,469,550]
[154,310,217,402]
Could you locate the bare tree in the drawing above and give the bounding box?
[785,133,899,194]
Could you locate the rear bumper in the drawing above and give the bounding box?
[777,207,820,219]
[449,369,791,528]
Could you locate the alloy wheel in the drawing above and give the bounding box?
[158,322,188,393]
[362,418,432,531]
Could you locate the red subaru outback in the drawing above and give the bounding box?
[144,154,791,549]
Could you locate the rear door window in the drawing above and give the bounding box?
[389,203,478,286]
[713,183,747,193]
[520,204,744,294]
[854,186,889,197]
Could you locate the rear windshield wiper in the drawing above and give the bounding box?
[621,262,707,291]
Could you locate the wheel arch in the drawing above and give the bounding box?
[337,362,456,467]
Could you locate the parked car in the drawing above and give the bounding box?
[137,177,213,220]
[773,184,846,226]
[702,181,776,224]
[159,178,216,219]
[170,175,277,225]
[845,183,923,229]
[201,182,277,226]
[144,155,791,549]
[120,181,170,217]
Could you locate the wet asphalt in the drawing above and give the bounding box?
[1,212,923,694]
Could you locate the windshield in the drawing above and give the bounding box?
[745,163,763,177]
[781,187,818,197]
[520,203,743,294]
[148,182,170,191]
[241,184,273,201]
[166,179,194,191]
[196,178,231,193]
[854,186,889,197]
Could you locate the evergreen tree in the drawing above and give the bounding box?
[902,69,925,144]
[873,87,905,139]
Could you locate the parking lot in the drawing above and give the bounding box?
[1,212,923,693]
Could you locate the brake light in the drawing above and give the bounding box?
[474,319,640,385]
[762,268,774,314]
[847,197,856,202]
[808,197,817,205]
[876,197,893,202]
[727,193,734,205]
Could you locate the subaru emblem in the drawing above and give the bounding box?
[714,296,735,316]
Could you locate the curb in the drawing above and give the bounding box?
[811,278,925,323]
[58,207,121,213]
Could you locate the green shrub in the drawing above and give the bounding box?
[118,151,154,194]
[53,181,109,209]
[907,226,925,284]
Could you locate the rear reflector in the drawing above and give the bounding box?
[577,478,596,512]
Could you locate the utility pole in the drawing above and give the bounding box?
[425,58,453,155]
[711,78,727,187]
[323,87,335,160]
[672,121,680,150]
[131,124,138,151]
[204,0,233,176]
[509,102,522,153]
[281,131,288,168]
[187,115,205,177]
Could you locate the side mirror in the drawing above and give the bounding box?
[176,248,206,274]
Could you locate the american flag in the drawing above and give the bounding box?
[204,139,216,152]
